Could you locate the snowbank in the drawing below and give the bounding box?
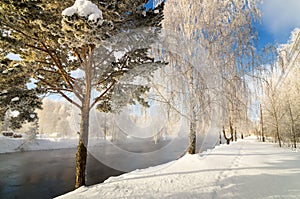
[56,136,300,199]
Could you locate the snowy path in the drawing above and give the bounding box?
[57,137,300,199]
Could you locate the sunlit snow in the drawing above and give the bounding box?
[56,137,300,199]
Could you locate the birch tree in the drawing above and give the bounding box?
[156,0,260,153]
[279,29,300,148]
[257,28,300,147]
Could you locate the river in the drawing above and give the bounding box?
[0,137,216,199]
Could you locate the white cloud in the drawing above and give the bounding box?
[261,0,300,37]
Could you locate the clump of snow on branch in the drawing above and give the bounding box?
[60,0,114,48]
[11,97,20,102]
[62,0,103,25]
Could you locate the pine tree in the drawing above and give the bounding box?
[0,0,165,188]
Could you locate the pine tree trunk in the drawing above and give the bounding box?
[75,137,87,188]
[75,45,93,189]
[75,107,90,189]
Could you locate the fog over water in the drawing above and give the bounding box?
[0,135,218,199]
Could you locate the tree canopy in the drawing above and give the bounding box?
[0,58,42,129]
[0,0,165,126]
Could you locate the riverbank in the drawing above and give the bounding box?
[57,136,300,199]
[0,135,79,153]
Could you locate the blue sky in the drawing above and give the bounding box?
[147,0,300,50]
[256,0,300,49]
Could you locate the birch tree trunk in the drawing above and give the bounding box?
[287,100,296,148]
[188,109,197,154]
[260,104,265,142]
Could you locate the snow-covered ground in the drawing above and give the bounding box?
[57,136,300,199]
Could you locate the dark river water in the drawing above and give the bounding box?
[0,137,217,199]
